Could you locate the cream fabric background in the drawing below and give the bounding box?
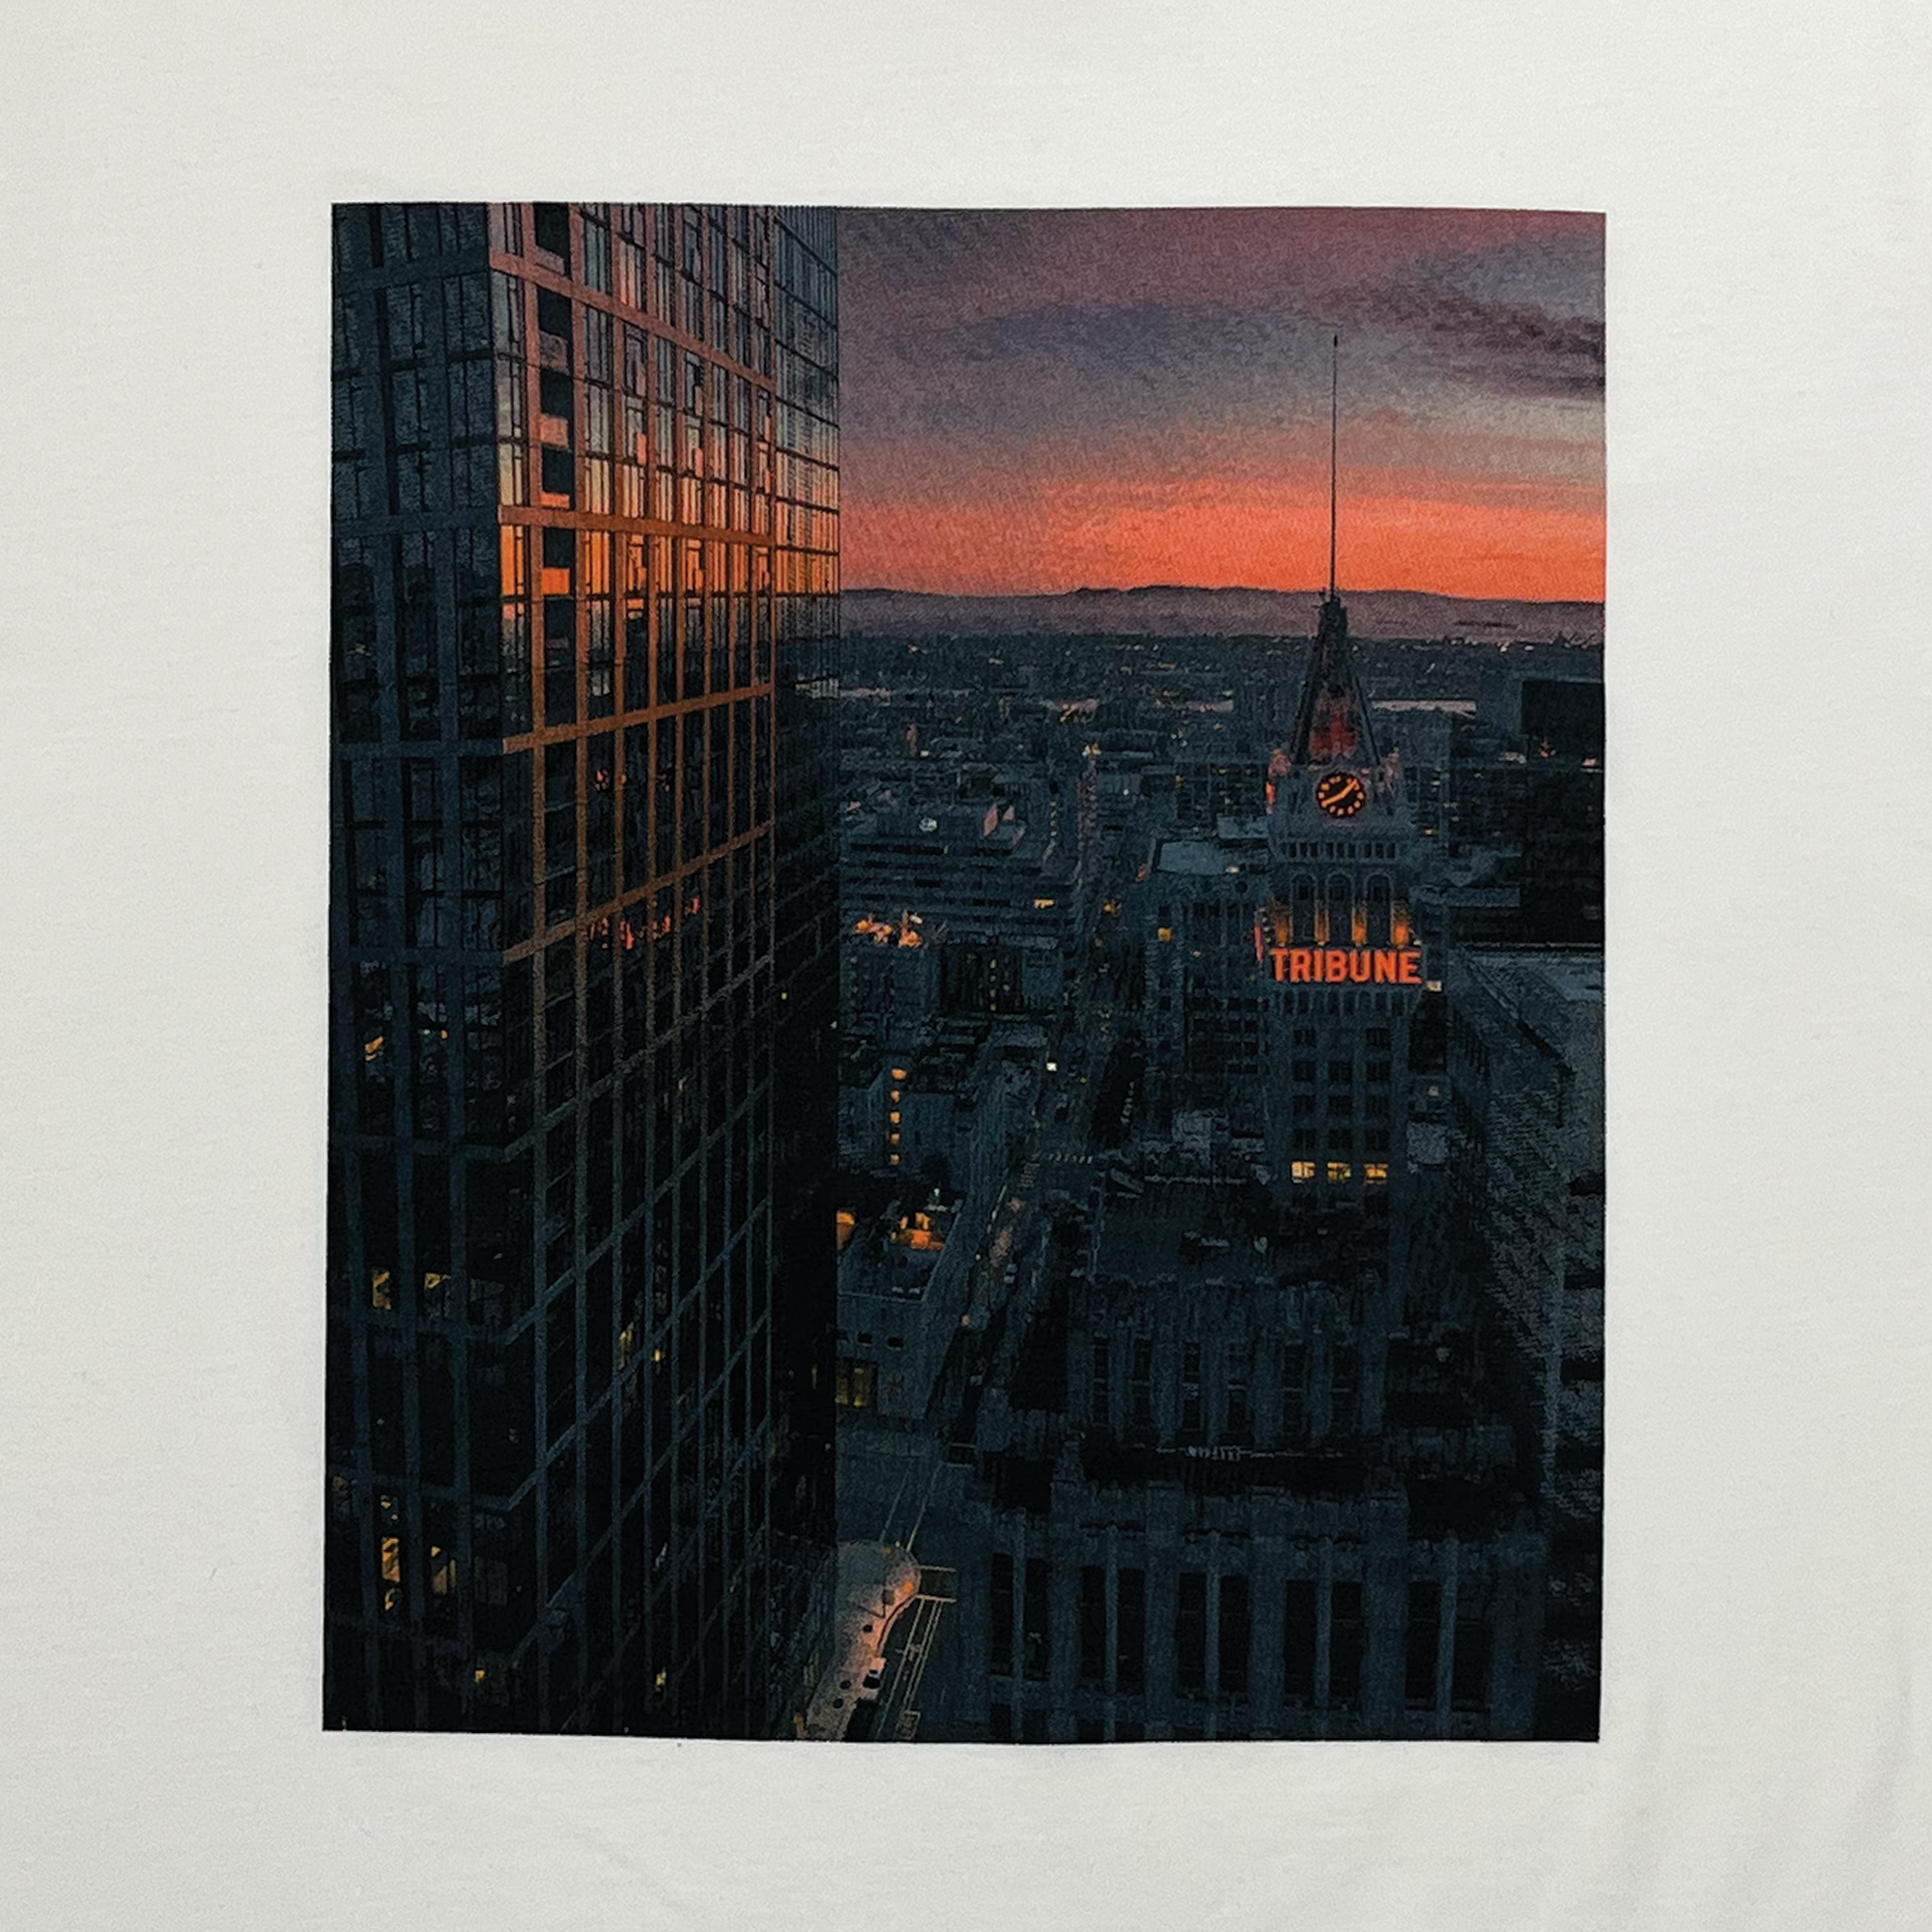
[3,4,1929,1926]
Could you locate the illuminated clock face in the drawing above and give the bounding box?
[1315,771,1368,818]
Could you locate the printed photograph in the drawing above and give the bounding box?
[327,203,1605,1741]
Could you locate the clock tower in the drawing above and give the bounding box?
[1256,340,1422,1210]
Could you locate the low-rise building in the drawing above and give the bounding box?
[837,1193,974,1424]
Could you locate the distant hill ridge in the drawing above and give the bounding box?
[844,584,1604,641]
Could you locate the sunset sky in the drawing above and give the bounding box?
[837,208,1604,603]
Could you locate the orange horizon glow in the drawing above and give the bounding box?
[839,210,1605,608]
[843,486,1604,605]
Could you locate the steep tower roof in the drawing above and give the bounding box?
[1267,334,1406,829]
[1285,589,1381,772]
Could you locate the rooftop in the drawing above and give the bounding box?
[1459,949,1605,1061]
[800,1542,922,1742]
[1464,948,1605,1009]
[1093,1179,1274,1287]
[1156,838,1250,877]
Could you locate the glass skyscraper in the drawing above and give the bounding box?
[327,203,839,1735]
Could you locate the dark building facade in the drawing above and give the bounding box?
[1447,949,1605,1735]
[327,202,838,1735]
[1441,672,1604,949]
[913,1184,1546,1744]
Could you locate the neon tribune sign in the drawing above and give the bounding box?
[1264,945,1423,985]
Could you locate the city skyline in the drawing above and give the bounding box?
[327,201,1603,1743]
[839,207,1604,602]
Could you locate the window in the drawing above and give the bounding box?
[1406,1581,1441,1708]
[1331,1346,1359,1433]
[989,1553,1014,1677]
[1079,1567,1106,1687]
[1176,1572,1208,1693]
[540,747,577,926]
[1022,1557,1051,1682]
[1283,1579,1317,1704]
[540,444,575,506]
[1218,1576,1250,1696]
[1326,1160,1352,1183]
[1329,1581,1364,1710]
[535,285,572,353]
[1451,1617,1490,1713]
[1130,1339,1153,1432]
[532,202,571,266]
[582,208,611,292]
[1117,1568,1145,1690]
[1225,1343,1251,1445]
[1364,1162,1389,1184]
[1279,1343,1308,1441]
[539,366,574,437]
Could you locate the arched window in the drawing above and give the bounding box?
[1326,873,1351,949]
[1367,872,1391,946]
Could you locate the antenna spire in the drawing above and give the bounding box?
[1328,331,1339,599]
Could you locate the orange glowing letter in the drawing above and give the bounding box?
[1373,951,1398,983]
[1324,950,1349,982]
[1350,952,1372,982]
[1399,952,1422,985]
[1289,949,1313,982]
